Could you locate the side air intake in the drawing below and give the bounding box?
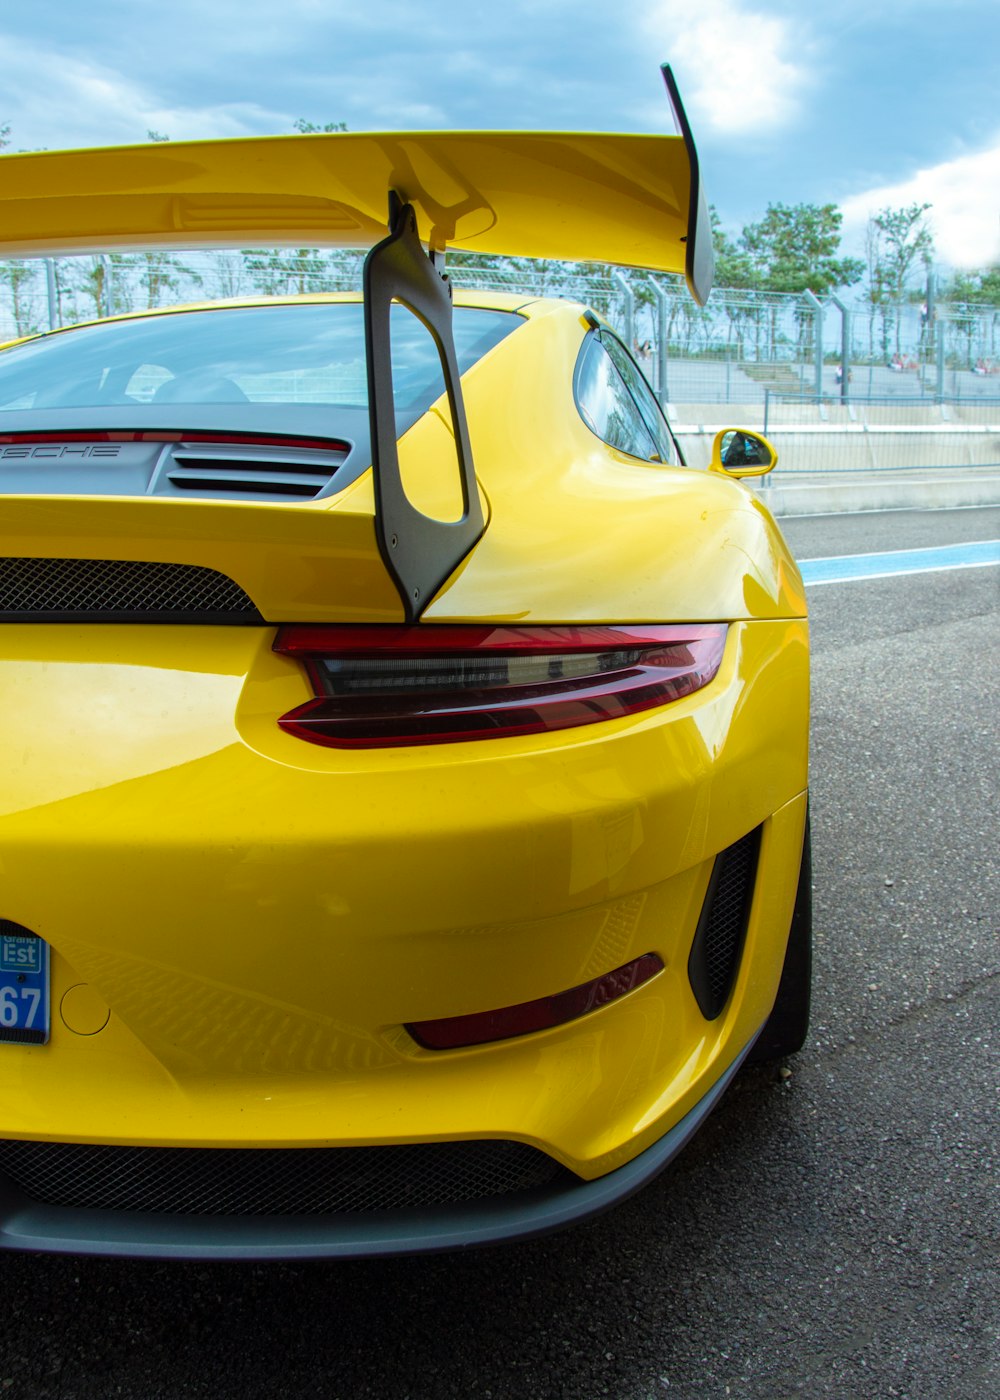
[687,827,762,1020]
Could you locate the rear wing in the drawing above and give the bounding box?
[0,68,712,304]
[0,66,713,619]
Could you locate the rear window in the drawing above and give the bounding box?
[0,303,521,417]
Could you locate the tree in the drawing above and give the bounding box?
[943,264,1000,309]
[139,252,203,308]
[77,253,142,319]
[707,208,768,360]
[976,266,1000,306]
[867,204,934,303]
[861,216,889,358]
[0,124,39,336]
[739,203,863,296]
[941,264,1000,364]
[293,119,347,134]
[721,204,863,364]
[241,247,331,295]
[863,203,934,357]
[709,207,757,290]
[0,260,39,336]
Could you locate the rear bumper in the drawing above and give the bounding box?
[0,618,807,1192]
[0,1035,755,1260]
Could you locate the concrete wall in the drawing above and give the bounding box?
[674,424,1000,474]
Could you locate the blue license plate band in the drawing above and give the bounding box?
[0,929,50,1045]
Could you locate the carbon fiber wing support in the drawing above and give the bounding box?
[363,196,485,622]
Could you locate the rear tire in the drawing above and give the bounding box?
[749,806,812,1062]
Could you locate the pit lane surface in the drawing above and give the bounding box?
[1,506,997,1400]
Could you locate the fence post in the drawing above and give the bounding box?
[652,280,669,404]
[936,324,946,399]
[611,271,635,355]
[763,387,770,438]
[802,290,824,397]
[829,294,850,402]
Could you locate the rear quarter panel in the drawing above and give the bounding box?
[428,305,805,625]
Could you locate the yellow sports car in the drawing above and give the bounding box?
[0,69,810,1258]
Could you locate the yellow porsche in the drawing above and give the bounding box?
[0,68,809,1258]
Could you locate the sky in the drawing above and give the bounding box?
[1,0,998,271]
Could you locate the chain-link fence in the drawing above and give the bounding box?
[2,250,999,454]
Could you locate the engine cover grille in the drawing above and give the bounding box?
[0,556,261,623]
[0,1139,567,1217]
[687,827,762,1020]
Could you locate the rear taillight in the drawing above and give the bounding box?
[273,623,727,748]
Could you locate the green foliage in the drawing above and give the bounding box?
[78,254,144,319]
[446,251,508,275]
[0,260,39,336]
[861,203,934,358]
[709,207,756,290]
[293,120,348,134]
[140,252,203,308]
[867,203,934,303]
[738,203,863,295]
[709,203,862,295]
[240,247,363,297]
[943,264,1000,308]
[978,266,1000,305]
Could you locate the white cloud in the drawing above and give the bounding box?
[367,102,449,128]
[840,140,1000,269]
[644,0,809,135]
[0,36,289,149]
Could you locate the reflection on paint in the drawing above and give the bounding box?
[0,659,242,815]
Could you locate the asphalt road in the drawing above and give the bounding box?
[2,506,997,1400]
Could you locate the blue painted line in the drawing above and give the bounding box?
[799,540,1000,586]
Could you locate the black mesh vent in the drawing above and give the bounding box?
[688,827,762,1020]
[0,557,261,623]
[0,1139,567,1217]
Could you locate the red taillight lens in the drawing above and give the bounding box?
[0,430,347,452]
[407,953,664,1049]
[273,623,727,748]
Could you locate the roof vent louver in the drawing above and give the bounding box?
[164,441,349,500]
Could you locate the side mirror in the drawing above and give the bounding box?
[709,428,777,479]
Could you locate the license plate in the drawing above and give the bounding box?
[0,928,50,1045]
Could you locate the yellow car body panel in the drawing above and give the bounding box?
[0,617,807,1181]
[0,295,804,627]
[426,304,805,623]
[0,131,695,278]
[0,113,805,1250]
